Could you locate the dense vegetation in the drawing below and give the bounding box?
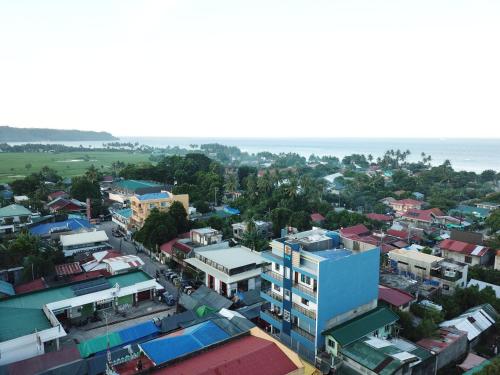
[0,126,116,141]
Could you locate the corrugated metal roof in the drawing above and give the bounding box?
[0,280,15,296]
[60,230,108,247]
[140,321,230,365]
[153,335,298,375]
[0,204,32,218]
[324,307,399,346]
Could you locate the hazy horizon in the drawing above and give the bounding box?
[1,1,499,138]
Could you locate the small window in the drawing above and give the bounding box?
[273,284,281,292]
[300,274,311,285]
[284,289,291,301]
[301,297,309,306]
[464,256,472,264]
[328,338,336,349]
[274,263,281,272]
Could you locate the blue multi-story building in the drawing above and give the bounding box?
[260,228,380,361]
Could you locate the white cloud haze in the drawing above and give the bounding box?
[0,0,499,138]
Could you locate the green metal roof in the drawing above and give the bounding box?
[0,204,32,218]
[0,271,152,342]
[114,179,161,192]
[323,307,399,347]
[0,306,52,341]
[341,337,432,375]
[78,332,122,358]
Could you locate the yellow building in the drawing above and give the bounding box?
[130,191,189,229]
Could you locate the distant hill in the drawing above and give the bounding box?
[0,126,118,142]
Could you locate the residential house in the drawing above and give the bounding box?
[438,239,493,266]
[185,242,265,298]
[399,208,453,230]
[111,208,132,234]
[388,249,468,294]
[310,213,325,225]
[389,199,425,214]
[476,202,500,211]
[108,179,164,203]
[47,191,68,202]
[13,195,29,204]
[0,270,163,366]
[259,228,380,362]
[365,213,393,224]
[451,205,490,220]
[0,204,33,236]
[129,191,189,229]
[232,220,273,240]
[46,197,86,214]
[190,227,223,246]
[340,224,399,253]
[416,327,468,371]
[440,304,498,347]
[60,230,110,257]
[378,285,415,311]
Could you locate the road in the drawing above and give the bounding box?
[99,221,180,298]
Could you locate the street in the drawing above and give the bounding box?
[99,221,180,298]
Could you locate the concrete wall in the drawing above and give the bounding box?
[316,247,380,351]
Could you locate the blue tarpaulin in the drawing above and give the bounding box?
[118,320,159,344]
[140,321,229,365]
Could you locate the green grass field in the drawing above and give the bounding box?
[0,151,151,183]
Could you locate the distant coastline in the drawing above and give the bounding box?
[0,126,117,142]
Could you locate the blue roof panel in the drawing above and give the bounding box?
[0,280,15,296]
[29,218,92,236]
[136,192,169,201]
[140,321,229,365]
[118,320,159,344]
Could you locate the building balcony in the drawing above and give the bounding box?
[260,288,283,306]
[292,283,317,302]
[292,302,316,320]
[292,325,315,343]
[261,251,284,265]
[260,309,283,329]
[261,266,284,286]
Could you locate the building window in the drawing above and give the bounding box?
[285,267,291,279]
[301,297,309,306]
[284,289,291,301]
[160,202,167,207]
[414,265,426,270]
[464,256,472,264]
[443,284,450,290]
[300,274,311,285]
[284,245,292,256]
[283,310,291,322]
[274,263,280,272]
[328,338,336,349]
[273,284,281,292]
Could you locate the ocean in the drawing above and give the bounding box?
[6,137,500,173]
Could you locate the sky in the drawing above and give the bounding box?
[0,0,499,138]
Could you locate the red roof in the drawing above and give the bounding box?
[401,208,444,223]
[310,213,325,222]
[393,198,422,206]
[7,345,80,375]
[70,269,110,282]
[14,278,47,294]
[55,262,83,276]
[378,285,415,307]
[152,335,298,375]
[417,327,467,353]
[366,213,393,222]
[160,238,178,255]
[340,224,370,236]
[47,191,67,200]
[439,239,490,257]
[115,354,155,374]
[386,229,421,242]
